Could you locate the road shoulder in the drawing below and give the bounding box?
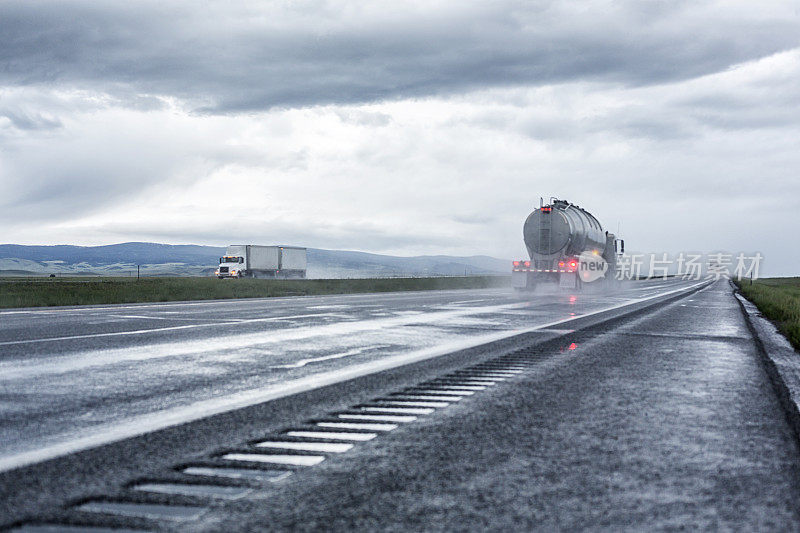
[735,284,800,442]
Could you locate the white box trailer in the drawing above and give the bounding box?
[215,245,307,279]
[279,247,307,271]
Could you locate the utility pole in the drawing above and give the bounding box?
[137,265,140,280]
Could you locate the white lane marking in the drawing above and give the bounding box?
[460,372,513,377]
[103,314,236,322]
[222,453,325,466]
[0,312,340,348]
[182,467,291,482]
[76,501,206,520]
[316,421,397,431]
[133,483,253,499]
[337,414,417,423]
[525,328,576,334]
[285,431,377,441]
[254,441,354,453]
[439,379,499,384]
[410,389,475,396]
[0,287,508,315]
[429,385,487,391]
[76,501,205,520]
[360,406,435,415]
[377,400,451,408]
[0,280,709,473]
[104,314,192,321]
[391,395,463,402]
[270,346,384,369]
[0,303,531,379]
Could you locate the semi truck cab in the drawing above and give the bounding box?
[215,256,245,278]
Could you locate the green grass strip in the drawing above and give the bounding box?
[735,277,800,350]
[0,276,510,309]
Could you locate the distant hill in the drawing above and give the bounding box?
[0,242,509,278]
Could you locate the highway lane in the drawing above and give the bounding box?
[211,280,800,531]
[0,278,697,472]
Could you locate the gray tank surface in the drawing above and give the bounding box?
[514,198,623,290]
[523,199,606,259]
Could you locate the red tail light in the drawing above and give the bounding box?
[558,261,565,267]
[513,261,520,267]
[524,261,531,267]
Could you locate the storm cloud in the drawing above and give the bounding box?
[1,1,797,112]
[1,1,799,275]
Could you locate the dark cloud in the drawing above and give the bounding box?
[0,1,797,113]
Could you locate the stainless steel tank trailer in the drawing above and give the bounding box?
[512,198,624,290]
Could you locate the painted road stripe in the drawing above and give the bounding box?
[407,389,475,396]
[0,313,341,349]
[390,395,463,402]
[76,501,205,521]
[316,422,397,431]
[222,453,325,466]
[182,466,291,482]
[463,373,520,377]
[132,483,253,499]
[431,381,497,386]
[435,376,497,380]
[360,406,435,415]
[285,431,378,441]
[254,441,354,453]
[375,400,450,408]
[423,385,486,391]
[271,345,385,369]
[440,374,501,379]
[337,414,417,423]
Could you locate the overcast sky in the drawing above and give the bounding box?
[1,1,798,274]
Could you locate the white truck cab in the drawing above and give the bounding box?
[215,255,245,278]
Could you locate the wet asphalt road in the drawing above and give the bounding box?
[207,281,800,531]
[0,278,692,471]
[2,279,799,530]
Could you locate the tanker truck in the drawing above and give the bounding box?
[512,199,623,290]
[216,245,307,279]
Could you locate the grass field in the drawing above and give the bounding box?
[735,277,800,350]
[0,276,510,309]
